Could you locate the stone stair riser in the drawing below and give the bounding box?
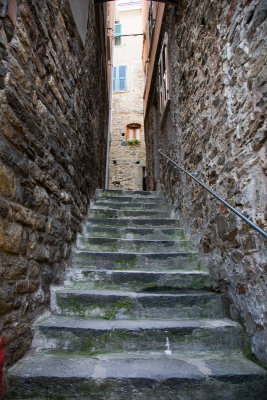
[84,227,185,240]
[93,202,171,211]
[7,372,267,400]
[77,238,190,253]
[65,269,212,291]
[96,189,163,197]
[86,218,179,228]
[73,252,201,271]
[35,324,244,356]
[55,292,227,320]
[89,209,171,219]
[95,196,168,204]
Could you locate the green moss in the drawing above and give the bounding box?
[103,298,134,319]
[114,257,137,270]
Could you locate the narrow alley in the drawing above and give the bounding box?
[0,0,266,399]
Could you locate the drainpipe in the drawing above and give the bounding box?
[104,13,115,190]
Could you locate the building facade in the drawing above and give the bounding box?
[142,0,267,366]
[108,0,146,191]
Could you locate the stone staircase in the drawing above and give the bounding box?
[6,190,267,399]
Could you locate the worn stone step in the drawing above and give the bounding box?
[96,189,164,198]
[65,269,212,291]
[77,237,190,253]
[84,226,185,240]
[73,251,201,271]
[34,316,244,356]
[93,201,171,211]
[7,352,267,399]
[89,209,171,219]
[95,195,168,204]
[53,288,226,320]
[86,217,179,229]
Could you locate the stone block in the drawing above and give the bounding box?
[0,253,28,280]
[0,196,9,218]
[0,161,16,197]
[0,218,22,253]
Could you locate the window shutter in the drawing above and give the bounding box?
[113,65,127,92]
[158,32,169,116]
[113,66,117,91]
[119,66,127,91]
[115,23,122,46]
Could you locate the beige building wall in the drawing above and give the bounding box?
[109,1,146,191]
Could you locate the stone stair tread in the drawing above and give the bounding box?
[79,237,185,244]
[8,352,267,380]
[95,196,168,202]
[96,189,163,196]
[84,226,184,238]
[87,217,179,224]
[66,268,209,275]
[37,315,240,331]
[75,250,197,255]
[89,210,171,218]
[93,201,169,206]
[54,288,217,297]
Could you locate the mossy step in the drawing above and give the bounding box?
[89,209,171,219]
[7,352,267,399]
[84,226,185,240]
[93,201,171,211]
[96,189,164,197]
[34,316,244,356]
[72,251,202,271]
[53,288,227,320]
[95,195,168,204]
[77,237,190,253]
[85,217,179,228]
[65,269,211,291]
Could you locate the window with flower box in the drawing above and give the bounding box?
[126,124,141,144]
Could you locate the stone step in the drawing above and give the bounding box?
[77,237,190,253]
[89,209,171,219]
[95,195,168,204]
[34,316,244,355]
[96,189,163,198]
[84,226,185,240]
[53,288,226,320]
[73,251,201,271]
[93,201,170,211]
[7,352,267,399]
[86,217,179,229]
[65,269,212,291]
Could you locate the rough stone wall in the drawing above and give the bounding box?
[145,0,267,365]
[0,0,108,371]
[109,60,145,190]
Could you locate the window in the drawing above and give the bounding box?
[126,124,141,144]
[115,23,122,46]
[113,66,127,92]
[158,33,169,116]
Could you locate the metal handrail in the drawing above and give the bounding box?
[158,150,267,239]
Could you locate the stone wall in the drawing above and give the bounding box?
[0,0,108,372]
[145,0,267,365]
